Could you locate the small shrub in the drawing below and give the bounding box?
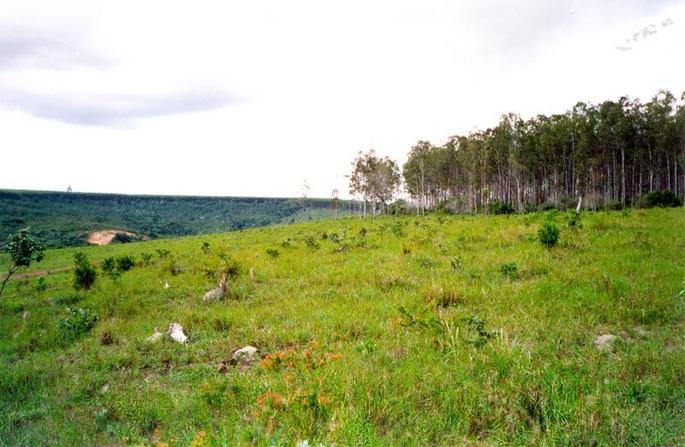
[450,256,463,272]
[377,275,410,293]
[155,248,171,258]
[500,262,518,280]
[390,221,406,237]
[489,201,515,215]
[523,203,537,214]
[73,252,97,290]
[223,255,241,278]
[605,200,624,211]
[418,256,435,269]
[101,257,120,280]
[400,242,411,255]
[435,200,455,215]
[60,306,98,339]
[266,248,280,258]
[304,235,320,250]
[139,252,153,266]
[201,241,210,254]
[632,232,651,250]
[565,211,582,228]
[538,222,560,247]
[34,277,47,293]
[463,315,493,347]
[636,190,683,208]
[115,255,135,272]
[280,238,292,248]
[111,232,139,243]
[164,257,182,276]
[100,331,114,346]
[424,286,464,307]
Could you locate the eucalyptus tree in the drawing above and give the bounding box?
[398,89,684,212]
[349,150,401,215]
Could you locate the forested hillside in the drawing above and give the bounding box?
[402,89,685,212]
[0,190,342,247]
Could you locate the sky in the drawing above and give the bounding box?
[1,0,684,198]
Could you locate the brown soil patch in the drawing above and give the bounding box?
[87,230,142,245]
[10,267,72,280]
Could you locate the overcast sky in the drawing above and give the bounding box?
[1,0,684,198]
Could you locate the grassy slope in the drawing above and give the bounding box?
[1,209,684,446]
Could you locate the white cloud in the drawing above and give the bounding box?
[0,0,683,197]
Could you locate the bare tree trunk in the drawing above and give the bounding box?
[621,148,626,204]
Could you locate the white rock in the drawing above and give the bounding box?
[163,282,170,289]
[100,383,110,394]
[167,323,188,344]
[146,328,163,343]
[232,345,258,362]
[595,334,617,351]
[202,273,228,303]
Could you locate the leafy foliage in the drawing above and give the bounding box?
[59,306,98,340]
[73,252,97,290]
[348,150,401,214]
[500,262,519,280]
[637,190,683,208]
[489,201,516,215]
[401,90,685,213]
[538,222,560,247]
[116,255,136,272]
[0,228,45,298]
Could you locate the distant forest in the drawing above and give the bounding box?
[401,89,685,212]
[0,190,344,247]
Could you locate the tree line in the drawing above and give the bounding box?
[350,89,685,213]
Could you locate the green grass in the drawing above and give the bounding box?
[1,209,684,446]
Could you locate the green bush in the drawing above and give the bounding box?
[266,248,280,258]
[565,210,582,228]
[111,232,140,243]
[500,262,519,279]
[140,252,153,266]
[450,256,463,272]
[59,306,98,339]
[115,255,136,272]
[636,190,683,208]
[304,235,320,249]
[101,257,119,280]
[538,222,560,247]
[489,201,515,215]
[73,252,97,290]
[155,248,171,258]
[605,200,624,211]
[34,277,48,293]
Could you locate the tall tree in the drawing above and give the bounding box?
[349,150,401,215]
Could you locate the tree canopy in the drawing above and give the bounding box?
[401,90,685,212]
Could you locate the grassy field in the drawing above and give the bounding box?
[1,209,684,446]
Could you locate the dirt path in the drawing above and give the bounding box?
[4,267,73,281]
